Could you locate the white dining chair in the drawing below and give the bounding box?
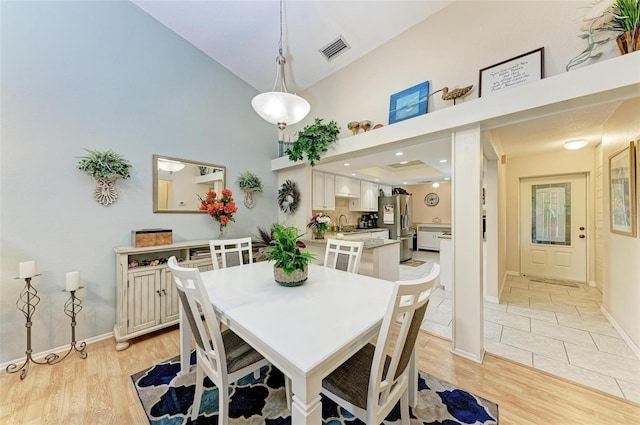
[167,256,270,423]
[323,238,364,274]
[209,237,253,269]
[321,264,440,425]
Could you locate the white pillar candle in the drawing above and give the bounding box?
[19,261,35,279]
[66,271,80,292]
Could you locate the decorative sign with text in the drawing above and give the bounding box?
[479,48,544,97]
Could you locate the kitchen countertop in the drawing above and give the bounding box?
[302,237,399,250]
[414,222,452,226]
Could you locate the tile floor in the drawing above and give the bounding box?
[401,249,640,403]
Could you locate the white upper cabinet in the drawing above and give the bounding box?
[361,181,379,212]
[312,171,335,210]
[378,184,392,197]
[335,175,361,198]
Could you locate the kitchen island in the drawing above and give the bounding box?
[303,232,400,281]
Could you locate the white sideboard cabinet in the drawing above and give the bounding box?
[113,240,213,350]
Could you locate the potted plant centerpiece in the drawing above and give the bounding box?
[77,148,132,206]
[236,170,263,209]
[266,224,315,286]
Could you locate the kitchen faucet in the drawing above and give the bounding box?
[338,214,348,231]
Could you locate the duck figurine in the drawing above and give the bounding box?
[432,84,473,105]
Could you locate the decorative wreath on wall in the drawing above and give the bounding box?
[277,180,300,214]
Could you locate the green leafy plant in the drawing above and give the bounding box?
[77,149,132,180]
[567,0,640,70]
[607,0,640,32]
[237,171,263,192]
[286,118,340,166]
[265,224,315,274]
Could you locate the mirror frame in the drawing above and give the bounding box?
[153,154,226,213]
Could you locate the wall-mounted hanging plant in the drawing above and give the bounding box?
[77,149,131,206]
[285,118,340,166]
[237,171,263,209]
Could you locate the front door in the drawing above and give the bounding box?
[519,174,588,283]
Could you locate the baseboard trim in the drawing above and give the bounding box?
[600,307,640,360]
[506,270,519,276]
[484,295,499,304]
[0,332,114,370]
[588,280,597,287]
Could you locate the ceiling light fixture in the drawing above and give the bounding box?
[432,182,440,188]
[395,152,403,156]
[343,163,350,166]
[444,177,450,181]
[564,140,588,150]
[251,0,310,130]
[439,159,447,163]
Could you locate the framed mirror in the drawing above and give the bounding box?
[153,155,226,213]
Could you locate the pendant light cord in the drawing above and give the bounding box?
[278,0,283,57]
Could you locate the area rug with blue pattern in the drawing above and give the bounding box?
[132,352,498,425]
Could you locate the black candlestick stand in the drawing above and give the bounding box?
[5,275,59,380]
[54,288,88,362]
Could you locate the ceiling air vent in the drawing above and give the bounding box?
[319,36,350,62]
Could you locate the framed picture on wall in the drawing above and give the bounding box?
[478,47,544,97]
[388,81,430,124]
[609,141,637,236]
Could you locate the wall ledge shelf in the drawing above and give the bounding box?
[271,54,640,172]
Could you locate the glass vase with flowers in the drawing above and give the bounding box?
[308,213,331,239]
[198,189,238,238]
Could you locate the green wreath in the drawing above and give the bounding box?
[278,180,300,214]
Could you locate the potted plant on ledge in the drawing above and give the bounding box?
[286,118,340,166]
[266,224,315,286]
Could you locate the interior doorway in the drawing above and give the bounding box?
[519,174,588,284]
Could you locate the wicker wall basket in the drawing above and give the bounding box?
[273,266,308,287]
[617,28,640,54]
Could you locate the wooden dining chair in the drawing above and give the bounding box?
[167,256,270,423]
[321,264,440,425]
[209,237,253,269]
[323,238,364,274]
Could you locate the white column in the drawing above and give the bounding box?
[451,125,484,362]
[484,159,499,302]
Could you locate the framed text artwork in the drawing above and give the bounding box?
[609,141,637,237]
[479,47,544,97]
[388,81,430,124]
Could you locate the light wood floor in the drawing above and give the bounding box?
[1,326,638,424]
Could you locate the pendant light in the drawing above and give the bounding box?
[251,0,310,130]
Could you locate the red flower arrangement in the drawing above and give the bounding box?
[198,189,237,226]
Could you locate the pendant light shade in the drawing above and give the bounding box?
[251,0,310,130]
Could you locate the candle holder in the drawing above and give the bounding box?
[53,288,88,362]
[5,275,59,380]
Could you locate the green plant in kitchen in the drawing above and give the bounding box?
[266,224,315,286]
[77,148,132,206]
[286,118,340,166]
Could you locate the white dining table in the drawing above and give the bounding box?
[178,261,416,425]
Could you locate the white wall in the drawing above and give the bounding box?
[601,99,640,349]
[0,1,278,363]
[291,0,604,138]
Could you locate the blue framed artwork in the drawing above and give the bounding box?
[388,81,430,124]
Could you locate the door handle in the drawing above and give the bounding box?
[579,234,586,239]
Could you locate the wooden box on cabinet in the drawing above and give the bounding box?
[113,240,213,350]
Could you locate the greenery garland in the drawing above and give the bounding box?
[286,118,340,166]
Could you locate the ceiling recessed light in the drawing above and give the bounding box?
[374,178,379,182]
[564,140,587,150]
[439,159,447,163]
[395,152,403,156]
[400,161,409,164]
[343,163,350,166]
[444,177,450,181]
[351,173,356,176]
[433,182,440,188]
[403,181,408,184]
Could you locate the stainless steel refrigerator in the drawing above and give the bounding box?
[377,195,414,262]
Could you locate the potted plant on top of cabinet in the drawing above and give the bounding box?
[286,118,340,166]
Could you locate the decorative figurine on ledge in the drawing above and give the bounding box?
[431,85,474,105]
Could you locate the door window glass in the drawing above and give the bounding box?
[531,183,571,245]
